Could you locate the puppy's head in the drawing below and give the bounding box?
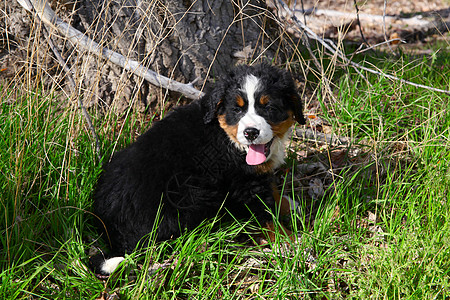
[202,63,305,169]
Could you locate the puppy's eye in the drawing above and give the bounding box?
[233,106,244,113]
[267,104,280,113]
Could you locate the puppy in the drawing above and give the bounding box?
[92,63,305,275]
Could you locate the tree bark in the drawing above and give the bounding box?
[2,0,282,113]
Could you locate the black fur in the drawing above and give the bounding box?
[92,63,304,273]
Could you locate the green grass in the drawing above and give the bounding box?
[1,50,450,299]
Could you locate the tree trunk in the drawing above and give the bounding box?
[2,0,283,113]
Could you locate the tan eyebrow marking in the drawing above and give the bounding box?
[236,95,245,107]
[259,95,270,105]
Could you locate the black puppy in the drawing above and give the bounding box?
[92,63,305,275]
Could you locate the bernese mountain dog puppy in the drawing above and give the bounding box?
[92,63,305,275]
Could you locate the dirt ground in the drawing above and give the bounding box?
[276,0,450,47]
[301,0,449,15]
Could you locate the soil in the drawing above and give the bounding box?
[269,0,450,49]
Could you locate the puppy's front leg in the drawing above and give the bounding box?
[257,183,297,244]
[258,220,294,245]
[230,177,294,244]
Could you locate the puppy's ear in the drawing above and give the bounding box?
[202,80,226,124]
[290,92,306,125]
[281,69,306,125]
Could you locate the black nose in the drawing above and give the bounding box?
[243,127,260,141]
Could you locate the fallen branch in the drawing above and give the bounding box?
[295,128,350,146]
[16,0,205,100]
[313,9,431,27]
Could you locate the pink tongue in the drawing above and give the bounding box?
[246,144,267,165]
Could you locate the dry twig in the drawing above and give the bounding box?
[382,0,396,55]
[353,0,370,47]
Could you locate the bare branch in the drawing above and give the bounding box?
[313,9,431,27]
[17,0,205,100]
[353,0,370,47]
[295,128,350,146]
